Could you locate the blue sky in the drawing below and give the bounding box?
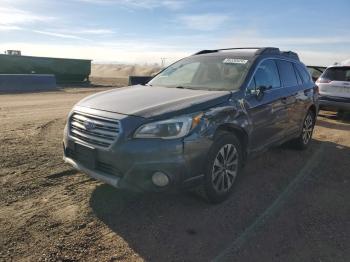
[0,0,349,65]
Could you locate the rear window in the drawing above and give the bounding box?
[276,60,298,87]
[322,67,350,81]
[296,64,312,84]
[293,64,302,85]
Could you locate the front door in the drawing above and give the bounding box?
[244,59,287,152]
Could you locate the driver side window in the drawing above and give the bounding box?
[248,59,281,91]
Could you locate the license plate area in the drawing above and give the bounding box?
[330,85,350,94]
[74,143,96,169]
[335,87,350,93]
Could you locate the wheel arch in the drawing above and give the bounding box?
[214,123,249,161]
[308,104,317,118]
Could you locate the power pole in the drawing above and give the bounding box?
[160,58,167,68]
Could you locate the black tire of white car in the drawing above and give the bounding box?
[294,110,315,150]
[202,133,242,204]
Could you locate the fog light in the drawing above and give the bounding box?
[152,172,169,187]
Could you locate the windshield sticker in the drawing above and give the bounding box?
[223,58,248,64]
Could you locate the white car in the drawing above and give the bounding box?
[316,65,350,114]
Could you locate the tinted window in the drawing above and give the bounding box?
[252,60,280,89]
[296,64,312,83]
[247,77,256,90]
[277,60,298,87]
[294,64,302,85]
[322,67,350,81]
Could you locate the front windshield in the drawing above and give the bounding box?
[149,56,251,91]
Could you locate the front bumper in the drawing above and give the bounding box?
[63,129,212,192]
[63,155,120,187]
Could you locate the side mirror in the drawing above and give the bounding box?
[257,85,272,92]
[249,85,271,97]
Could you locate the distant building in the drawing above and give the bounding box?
[4,50,22,56]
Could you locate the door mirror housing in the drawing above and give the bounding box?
[257,85,272,92]
[249,85,272,96]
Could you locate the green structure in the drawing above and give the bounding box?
[0,54,91,83]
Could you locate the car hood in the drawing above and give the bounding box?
[77,85,231,118]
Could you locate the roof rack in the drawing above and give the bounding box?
[193,47,300,61]
[281,51,299,60]
[193,47,280,55]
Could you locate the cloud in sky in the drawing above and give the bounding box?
[77,0,187,10]
[0,25,22,31]
[0,0,349,66]
[178,14,230,31]
[32,30,89,41]
[0,6,53,26]
[0,3,114,38]
[79,29,115,35]
[32,28,116,39]
[223,34,350,47]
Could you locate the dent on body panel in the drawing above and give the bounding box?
[182,99,250,177]
[201,99,250,139]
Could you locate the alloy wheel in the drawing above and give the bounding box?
[302,113,313,145]
[211,144,238,193]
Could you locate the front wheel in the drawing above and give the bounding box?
[201,133,243,204]
[293,110,315,150]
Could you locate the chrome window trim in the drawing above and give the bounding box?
[245,57,303,94]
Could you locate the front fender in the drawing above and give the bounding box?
[202,99,251,141]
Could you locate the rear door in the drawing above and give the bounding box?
[295,63,316,124]
[244,59,287,152]
[275,60,300,135]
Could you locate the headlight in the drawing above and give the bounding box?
[134,113,203,139]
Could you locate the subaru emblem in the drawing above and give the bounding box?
[84,120,96,130]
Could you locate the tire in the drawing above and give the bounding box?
[201,133,243,204]
[293,110,316,150]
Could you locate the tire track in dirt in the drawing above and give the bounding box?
[0,177,95,219]
[0,88,120,261]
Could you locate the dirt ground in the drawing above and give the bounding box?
[0,88,349,262]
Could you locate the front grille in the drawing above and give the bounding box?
[69,111,120,147]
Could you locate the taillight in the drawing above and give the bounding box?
[316,78,331,84]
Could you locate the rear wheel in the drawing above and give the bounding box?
[293,110,315,150]
[201,133,242,204]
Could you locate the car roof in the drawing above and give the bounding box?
[192,47,300,62]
